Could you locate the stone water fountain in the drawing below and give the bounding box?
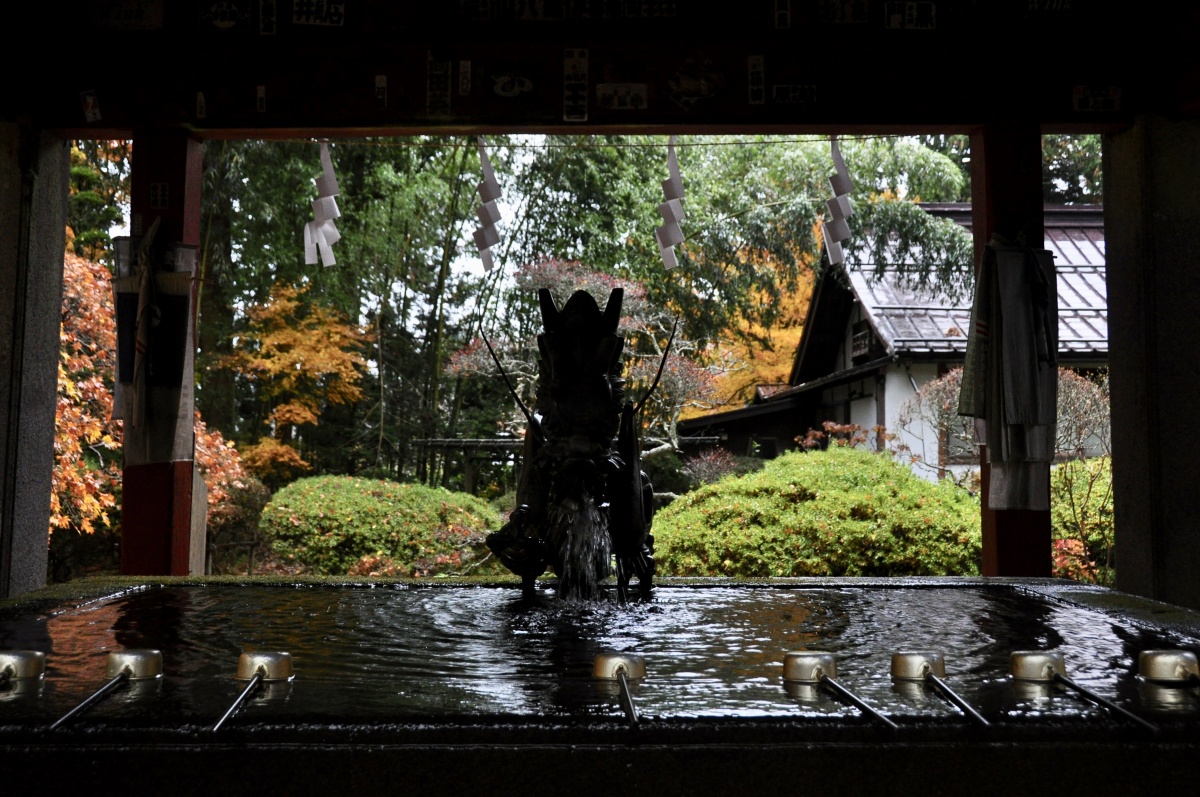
[484,286,656,601]
[3,289,1200,794]
[3,577,1200,795]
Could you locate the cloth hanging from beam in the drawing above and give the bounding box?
[959,242,1058,510]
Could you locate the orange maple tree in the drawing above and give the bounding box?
[225,282,371,487]
[684,249,816,417]
[52,253,122,534]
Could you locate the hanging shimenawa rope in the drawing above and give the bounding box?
[304,141,342,267]
[654,134,685,270]
[822,135,855,266]
[473,136,504,271]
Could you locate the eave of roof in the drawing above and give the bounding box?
[677,393,806,430]
[769,355,895,401]
[679,355,895,431]
[843,203,1107,359]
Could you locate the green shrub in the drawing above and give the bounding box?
[258,475,505,576]
[1051,456,1114,585]
[643,450,691,495]
[653,446,981,577]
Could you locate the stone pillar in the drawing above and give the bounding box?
[0,125,69,598]
[120,129,206,576]
[1106,115,1200,610]
[970,121,1052,577]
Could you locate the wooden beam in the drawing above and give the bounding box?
[970,121,1052,578]
[120,130,204,576]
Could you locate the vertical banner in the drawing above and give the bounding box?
[748,56,765,105]
[427,55,453,115]
[563,48,588,122]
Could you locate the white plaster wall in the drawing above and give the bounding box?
[886,362,950,483]
[849,390,875,431]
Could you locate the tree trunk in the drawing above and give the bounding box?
[196,141,237,436]
[423,142,471,485]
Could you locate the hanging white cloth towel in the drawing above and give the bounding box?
[959,242,1057,510]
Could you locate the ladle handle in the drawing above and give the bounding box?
[1053,673,1158,734]
[820,675,898,730]
[212,671,263,732]
[927,673,990,727]
[617,670,640,727]
[50,671,129,730]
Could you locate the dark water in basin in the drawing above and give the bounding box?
[2,583,1198,727]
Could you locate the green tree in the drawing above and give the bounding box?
[67,140,130,265]
[1042,134,1103,204]
[193,134,1011,492]
[657,136,972,342]
[196,140,241,435]
[916,133,1105,205]
[199,138,498,486]
[477,136,972,400]
[917,134,972,201]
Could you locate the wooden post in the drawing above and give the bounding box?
[1107,117,1200,609]
[0,126,69,597]
[969,122,1052,577]
[121,130,205,576]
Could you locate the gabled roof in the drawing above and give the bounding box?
[832,203,1106,362]
[682,204,1108,434]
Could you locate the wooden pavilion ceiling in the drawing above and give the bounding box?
[11,1,1187,136]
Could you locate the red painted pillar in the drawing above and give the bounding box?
[121,129,205,576]
[970,122,1052,577]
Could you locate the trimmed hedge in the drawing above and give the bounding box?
[258,475,505,576]
[653,446,981,577]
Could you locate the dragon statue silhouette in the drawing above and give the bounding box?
[484,287,669,601]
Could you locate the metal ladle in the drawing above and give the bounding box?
[212,651,294,732]
[0,650,46,689]
[891,651,989,727]
[784,651,898,729]
[1010,650,1157,733]
[1138,649,1200,686]
[50,649,162,730]
[593,652,645,728]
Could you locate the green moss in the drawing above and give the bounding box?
[258,475,506,576]
[653,446,981,577]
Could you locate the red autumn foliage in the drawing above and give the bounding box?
[53,252,256,541]
[52,253,122,534]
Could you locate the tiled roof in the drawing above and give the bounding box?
[754,383,791,402]
[845,204,1107,359]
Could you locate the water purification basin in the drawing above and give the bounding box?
[2,577,1199,795]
